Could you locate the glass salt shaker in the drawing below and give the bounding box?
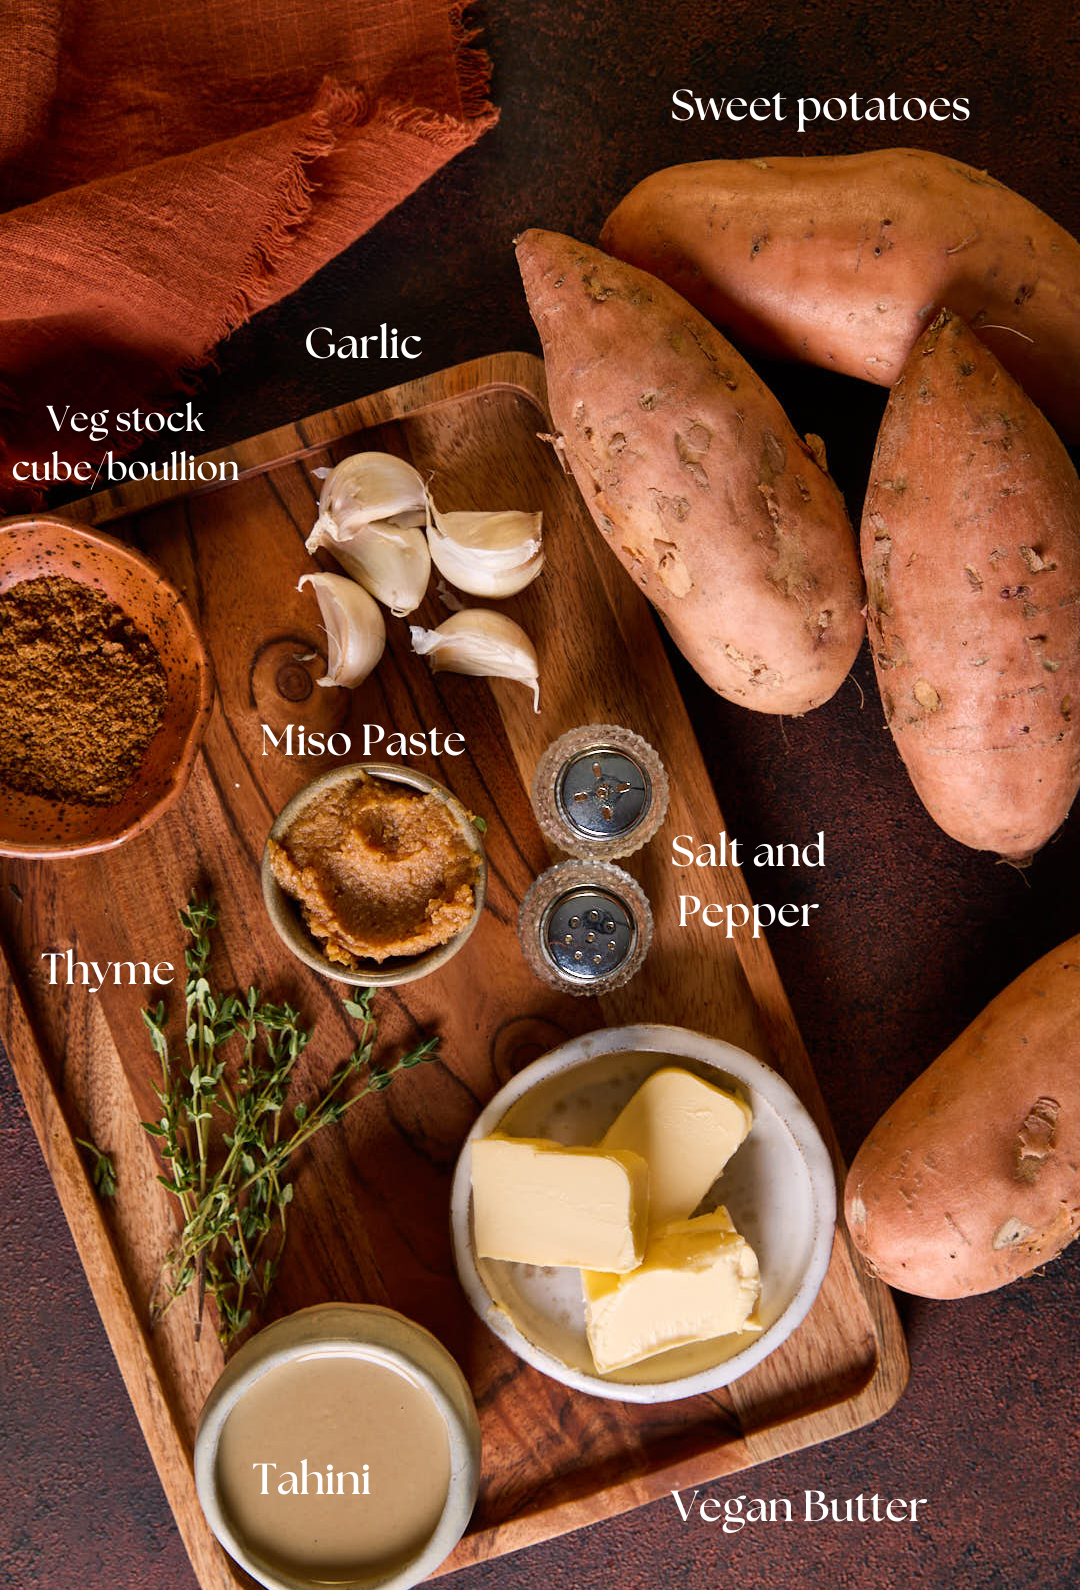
[530,724,669,861]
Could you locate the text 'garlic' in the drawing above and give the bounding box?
[307,452,431,615]
[299,573,385,689]
[410,609,540,712]
[428,508,544,598]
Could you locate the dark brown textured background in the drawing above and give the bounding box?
[2,1,1079,1586]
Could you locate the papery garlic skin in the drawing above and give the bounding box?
[307,451,432,615]
[299,572,385,689]
[428,508,544,598]
[434,576,466,613]
[410,609,541,712]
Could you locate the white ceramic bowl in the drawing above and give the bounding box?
[450,1024,836,1403]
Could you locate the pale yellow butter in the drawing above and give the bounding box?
[583,1207,762,1373]
[600,1065,752,1227]
[470,1135,649,1272]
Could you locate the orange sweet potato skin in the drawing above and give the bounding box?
[845,936,1080,1299]
[861,309,1080,859]
[515,228,864,715]
[601,150,1080,441]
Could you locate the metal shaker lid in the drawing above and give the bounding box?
[518,860,653,996]
[531,724,669,860]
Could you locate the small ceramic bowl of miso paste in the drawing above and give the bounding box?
[261,762,487,987]
[195,1303,481,1590]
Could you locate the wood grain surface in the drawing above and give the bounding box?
[0,354,906,1587]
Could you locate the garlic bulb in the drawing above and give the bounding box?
[427,507,544,598]
[410,609,540,712]
[307,452,431,615]
[299,573,385,689]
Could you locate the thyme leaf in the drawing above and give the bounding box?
[76,1137,118,1199]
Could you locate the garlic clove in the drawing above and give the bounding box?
[307,518,431,616]
[307,451,433,614]
[428,507,544,598]
[410,608,540,712]
[298,572,385,688]
[317,451,430,531]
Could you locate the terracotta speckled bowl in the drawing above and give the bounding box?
[0,515,215,858]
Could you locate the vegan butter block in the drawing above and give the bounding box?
[600,1065,753,1227]
[470,1135,649,1272]
[583,1207,761,1374]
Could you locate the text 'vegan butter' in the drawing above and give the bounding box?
[583,1207,762,1373]
[470,1135,649,1271]
[600,1065,752,1226]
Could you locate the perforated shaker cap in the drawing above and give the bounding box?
[531,724,669,861]
[518,860,654,996]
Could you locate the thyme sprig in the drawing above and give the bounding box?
[141,893,440,1348]
[76,1137,118,1199]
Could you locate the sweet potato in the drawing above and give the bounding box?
[845,935,1080,1299]
[601,150,1080,441]
[862,309,1080,859]
[515,229,864,715]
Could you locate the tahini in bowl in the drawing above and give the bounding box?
[195,1303,481,1590]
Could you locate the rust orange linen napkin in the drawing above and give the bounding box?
[0,0,497,506]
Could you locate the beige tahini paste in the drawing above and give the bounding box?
[216,1351,451,1581]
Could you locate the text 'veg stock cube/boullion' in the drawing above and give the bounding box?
[470,1135,649,1272]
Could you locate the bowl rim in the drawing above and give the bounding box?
[0,512,215,859]
[261,761,487,986]
[450,1023,838,1403]
[193,1302,481,1590]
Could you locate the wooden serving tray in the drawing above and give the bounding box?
[0,353,907,1586]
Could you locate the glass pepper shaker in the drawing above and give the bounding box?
[518,859,654,996]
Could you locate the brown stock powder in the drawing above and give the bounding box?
[0,574,166,805]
